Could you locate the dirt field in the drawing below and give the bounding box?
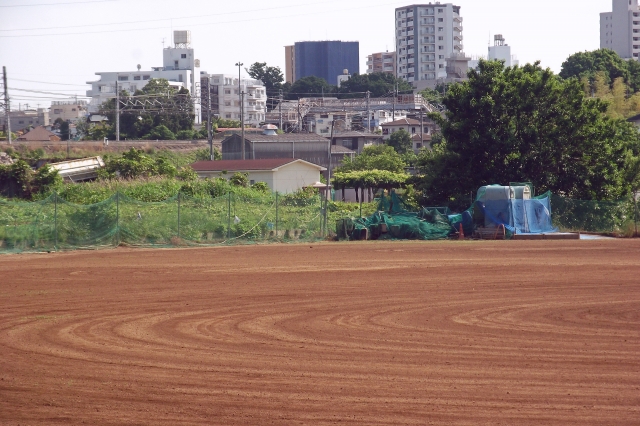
[1,240,639,425]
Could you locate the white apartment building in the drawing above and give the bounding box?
[86,31,202,123]
[201,73,266,127]
[601,0,640,60]
[395,3,464,90]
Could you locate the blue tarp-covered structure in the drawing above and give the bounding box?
[474,185,557,235]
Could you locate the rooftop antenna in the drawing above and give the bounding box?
[162,37,165,48]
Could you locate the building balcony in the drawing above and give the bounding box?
[454,25,463,32]
[407,30,414,36]
[408,67,415,73]
[408,49,415,55]
[407,11,414,18]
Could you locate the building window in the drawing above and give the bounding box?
[438,18,443,22]
[71,108,76,111]
[134,75,141,80]
[225,101,231,106]
[438,8,443,13]
[118,76,129,81]
[439,36,444,40]
[54,109,62,114]
[143,75,150,80]
[250,180,255,185]
[224,89,231,95]
[225,113,231,118]
[18,120,24,124]
[181,54,187,59]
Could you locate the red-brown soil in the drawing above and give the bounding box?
[1,240,639,425]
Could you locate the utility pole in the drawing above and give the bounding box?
[279,89,283,131]
[235,62,244,160]
[115,80,120,142]
[2,66,11,145]
[366,91,371,133]
[241,90,245,159]
[207,79,214,160]
[392,82,397,121]
[420,107,424,149]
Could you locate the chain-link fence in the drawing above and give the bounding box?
[551,194,639,236]
[0,192,325,253]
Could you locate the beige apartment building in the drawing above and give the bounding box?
[49,101,87,123]
[366,51,397,76]
[601,0,640,60]
[284,45,295,84]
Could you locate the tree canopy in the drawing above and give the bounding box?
[337,72,412,98]
[286,76,335,100]
[247,62,284,92]
[336,145,406,174]
[96,78,194,140]
[387,128,413,155]
[416,60,640,209]
[559,49,640,90]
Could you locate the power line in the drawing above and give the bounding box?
[0,0,399,38]
[8,78,88,87]
[10,87,89,97]
[0,0,116,7]
[0,0,344,32]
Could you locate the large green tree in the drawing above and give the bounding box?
[247,62,285,111]
[286,76,335,100]
[247,62,284,92]
[337,145,406,174]
[417,60,640,209]
[387,128,413,155]
[560,49,630,87]
[337,72,412,98]
[98,79,194,140]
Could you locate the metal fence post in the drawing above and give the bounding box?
[116,192,120,247]
[177,192,181,241]
[635,194,638,238]
[275,192,279,239]
[227,192,231,239]
[54,192,58,250]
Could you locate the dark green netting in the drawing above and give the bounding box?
[343,192,453,241]
[0,192,325,253]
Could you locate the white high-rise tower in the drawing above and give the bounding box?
[395,3,464,90]
[601,0,640,60]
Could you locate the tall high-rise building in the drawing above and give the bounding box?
[284,41,359,85]
[601,0,640,60]
[395,3,463,90]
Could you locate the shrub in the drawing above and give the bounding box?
[251,181,269,193]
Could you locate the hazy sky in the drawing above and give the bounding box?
[0,0,611,108]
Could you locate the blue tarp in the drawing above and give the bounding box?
[478,194,557,235]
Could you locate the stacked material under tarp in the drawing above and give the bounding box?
[475,185,557,235]
[347,192,453,241]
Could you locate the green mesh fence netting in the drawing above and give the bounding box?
[550,194,638,234]
[0,192,324,253]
